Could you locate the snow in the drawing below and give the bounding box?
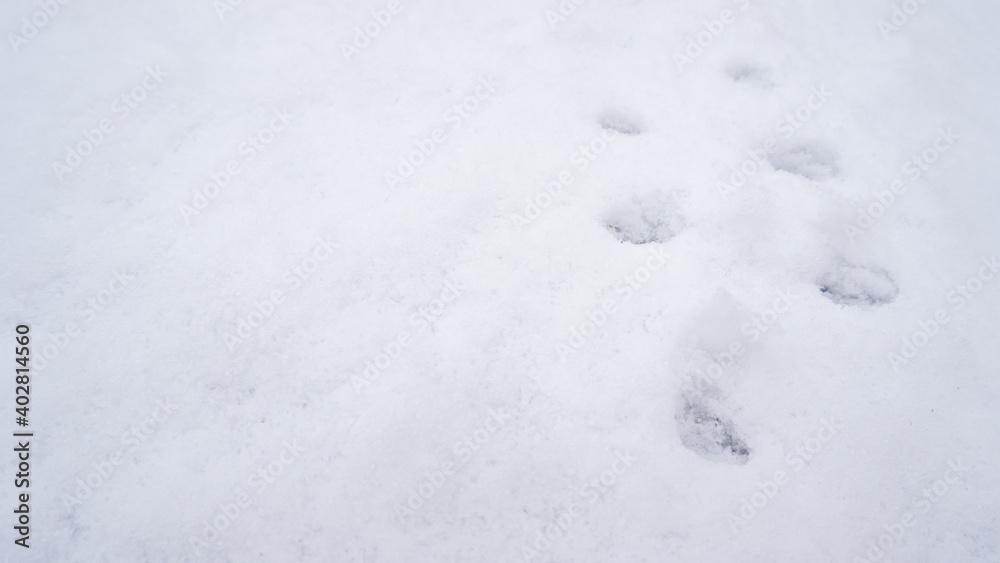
[1,0,999,561]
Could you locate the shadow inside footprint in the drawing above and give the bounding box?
[725,62,770,84]
[604,191,684,245]
[818,264,898,307]
[598,109,644,136]
[675,399,750,465]
[768,143,839,180]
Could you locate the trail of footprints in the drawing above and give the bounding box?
[671,262,897,465]
[594,68,897,464]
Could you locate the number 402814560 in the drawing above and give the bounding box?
[15,325,29,422]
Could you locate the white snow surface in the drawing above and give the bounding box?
[1,0,999,561]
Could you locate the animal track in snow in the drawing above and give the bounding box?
[597,109,644,136]
[725,62,770,84]
[604,191,684,245]
[818,264,899,307]
[675,398,751,465]
[768,142,839,180]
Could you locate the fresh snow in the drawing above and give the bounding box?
[1,0,999,561]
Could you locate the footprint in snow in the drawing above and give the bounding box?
[818,263,898,307]
[768,142,839,180]
[726,62,771,85]
[676,398,751,465]
[604,191,684,245]
[598,109,644,136]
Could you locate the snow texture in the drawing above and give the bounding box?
[1,0,999,561]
